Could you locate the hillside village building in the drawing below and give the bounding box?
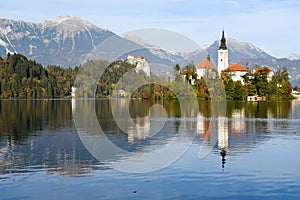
[196,55,217,79]
[223,64,248,85]
[181,70,196,85]
[127,54,150,77]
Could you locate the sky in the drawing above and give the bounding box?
[1,0,300,58]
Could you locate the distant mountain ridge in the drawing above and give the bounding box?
[0,16,300,85]
[0,16,188,71]
[0,15,115,67]
[287,53,300,61]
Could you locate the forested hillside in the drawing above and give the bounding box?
[0,53,294,100]
[0,53,77,98]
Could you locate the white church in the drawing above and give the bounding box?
[217,30,248,83]
[196,30,249,84]
[217,30,229,76]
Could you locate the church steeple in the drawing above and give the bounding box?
[207,54,211,61]
[219,30,227,50]
[217,29,229,77]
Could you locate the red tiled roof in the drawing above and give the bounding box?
[196,59,215,70]
[266,67,272,75]
[224,64,248,72]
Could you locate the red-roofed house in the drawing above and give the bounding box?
[196,55,216,79]
[224,64,248,84]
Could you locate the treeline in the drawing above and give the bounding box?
[222,67,293,100]
[172,63,293,101]
[130,63,213,100]
[0,53,294,100]
[0,53,140,99]
[0,53,77,98]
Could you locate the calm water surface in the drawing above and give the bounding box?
[0,99,300,199]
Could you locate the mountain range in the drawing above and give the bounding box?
[0,15,115,67]
[0,15,300,85]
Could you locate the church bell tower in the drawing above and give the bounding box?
[217,30,228,77]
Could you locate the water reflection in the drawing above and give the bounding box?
[0,100,100,177]
[76,99,199,173]
[218,117,228,169]
[197,100,293,169]
[0,99,297,176]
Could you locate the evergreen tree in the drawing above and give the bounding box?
[233,81,247,100]
[225,79,235,99]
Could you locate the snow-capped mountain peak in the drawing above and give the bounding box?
[287,53,300,61]
[47,15,95,28]
[51,15,75,24]
[0,16,115,67]
[42,15,106,33]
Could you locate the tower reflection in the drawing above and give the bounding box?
[218,117,228,169]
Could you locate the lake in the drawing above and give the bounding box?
[0,99,300,199]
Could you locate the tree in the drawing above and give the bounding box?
[275,67,289,82]
[225,79,235,99]
[174,64,180,73]
[233,81,247,100]
[181,63,196,84]
[0,53,79,99]
[247,84,257,96]
[174,64,182,82]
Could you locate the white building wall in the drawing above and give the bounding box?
[196,69,205,79]
[127,55,150,77]
[229,71,247,84]
[218,49,228,76]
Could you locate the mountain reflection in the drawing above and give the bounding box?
[0,99,295,176]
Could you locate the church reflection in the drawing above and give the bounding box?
[218,117,228,169]
[231,108,246,135]
[197,100,293,169]
[127,116,151,143]
[103,99,198,144]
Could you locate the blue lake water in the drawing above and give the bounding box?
[0,99,300,199]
